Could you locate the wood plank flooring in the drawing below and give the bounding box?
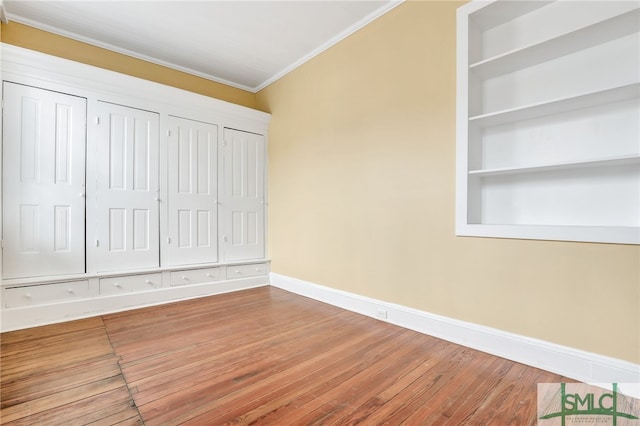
[0,316,142,425]
[2,286,572,425]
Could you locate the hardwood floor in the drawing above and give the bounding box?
[2,286,571,425]
[0,317,142,425]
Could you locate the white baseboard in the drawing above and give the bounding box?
[270,273,640,391]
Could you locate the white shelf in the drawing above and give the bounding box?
[457,224,639,245]
[470,8,640,79]
[468,1,553,31]
[469,83,640,128]
[469,155,640,177]
[457,0,640,245]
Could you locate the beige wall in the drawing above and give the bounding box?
[256,1,640,364]
[0,22,259,110]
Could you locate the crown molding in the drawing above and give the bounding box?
[5,1,404,93]
[255,0,404,92]
[1,0,8,24]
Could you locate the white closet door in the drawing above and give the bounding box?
[166,116,218,266]
[2,82,86,279]
[92,101,159,272]
[222,128,265,261]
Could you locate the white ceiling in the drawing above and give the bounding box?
[2,0,401,92]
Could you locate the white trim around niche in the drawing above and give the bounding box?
[270,273,640,396]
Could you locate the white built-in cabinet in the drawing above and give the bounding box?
[91,102,161,272]
[2,83,87,279]
[166,116,219,267]
[223,128,266,261]
[0,44,270,331]
[456,0,640,244]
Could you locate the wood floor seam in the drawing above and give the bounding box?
[101,317,146,426]
[2,287,580,425]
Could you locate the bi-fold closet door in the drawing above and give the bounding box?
[222,128,266,261]
[88,112,267,269]
[164,123,267,265]
[2,82,87,279]
[2,84,163,277]
[165,116,219,266]
[88,101,160,272]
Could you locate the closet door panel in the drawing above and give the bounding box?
[92,101,159,272]
[222,128,265,261]
[166,116,218,266]
[2,82,86,279]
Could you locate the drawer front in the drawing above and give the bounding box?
[4,281,90,308]
[99,273,162,296]
[226,263,268,280]
[170,268,221,287]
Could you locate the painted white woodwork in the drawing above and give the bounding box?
[0,0,7,24]
[166,116,218,266]
[3,280,90,308]
[1,44,270,331]
[456,0,640,244]
[91,101,160,272]
[99,273,162,296]
[2,82,87,278]
[169,267,221,287]
[226,263,269,280]
[2,272,269,332]
[222,129,266,261]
